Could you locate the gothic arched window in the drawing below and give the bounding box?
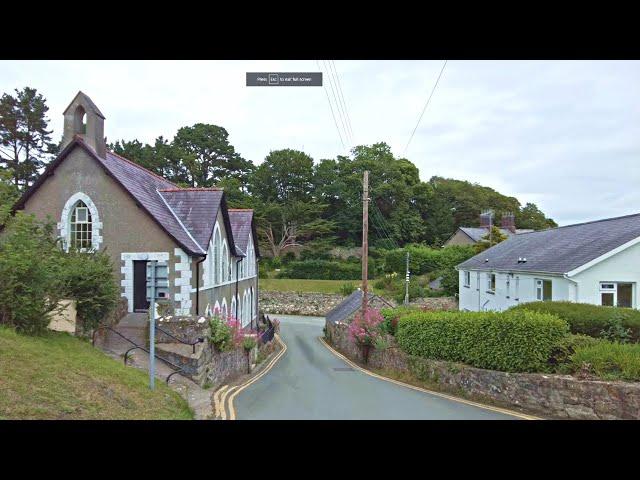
[70,200,92,250]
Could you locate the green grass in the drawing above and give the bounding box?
[0,326,193,420]
[260,278,385,295]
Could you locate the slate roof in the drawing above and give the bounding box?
[459,227,534,242]
[228,209,254,255]
[457,213,640,274]
[12,137,249,257]
[325,290,393,324]
[158,188,224,252]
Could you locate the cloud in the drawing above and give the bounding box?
[1,60,638,226]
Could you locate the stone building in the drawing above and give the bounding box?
[11,92,259,325]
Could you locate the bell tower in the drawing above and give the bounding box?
[62,91,106,158]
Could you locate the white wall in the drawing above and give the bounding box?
[458,269,569,312]
[571,241,640,308]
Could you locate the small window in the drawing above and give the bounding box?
[536,279,552,301]
[487,273,496,292]
[463,271,471,287]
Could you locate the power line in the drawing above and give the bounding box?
[403,60,448,157]
[317,60,346,150]
[323,60,352,148]
[329,60,354,143]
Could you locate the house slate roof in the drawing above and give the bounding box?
[325,290,393,324]
[228,209,259,257]
[12,137,247,257]
[459,226,534,242]
[457,213,640,275]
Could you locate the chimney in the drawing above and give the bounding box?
[501,212,516,233]
[479,209,494,229]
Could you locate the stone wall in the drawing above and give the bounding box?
[325,321,640,420]
[156,316,208,344]
[260,291,346,316]
[409,296,458,311]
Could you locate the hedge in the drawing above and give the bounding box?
[276,259,374,280]
[396,310,569,373]
[567,341,640,381]
[510,302,640,342]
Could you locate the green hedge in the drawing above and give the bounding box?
[510,302,640,342]
[567,341,640,381]
[396,310,569,372]
[276,259,374,280]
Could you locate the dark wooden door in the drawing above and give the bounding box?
[133,260,149,311]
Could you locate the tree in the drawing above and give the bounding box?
[0,168,19,226]
[0,87,58,189]
[250,149,314,204]
[517,202,557,230]
[255,201,334,258]
[173,124,253,187]
[474,225,508,253]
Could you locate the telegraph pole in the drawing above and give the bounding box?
[361,170,369,315]
[404,251,410,305]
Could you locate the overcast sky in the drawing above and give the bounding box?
[1,60,638,226]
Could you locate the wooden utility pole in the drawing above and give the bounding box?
[361,170,369,315]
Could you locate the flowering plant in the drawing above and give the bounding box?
[348,308,385,347]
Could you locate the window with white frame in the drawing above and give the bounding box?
[70,200,93,250]
[213,227,221,285]
[600,282,633,308]
[463,271,471,287]
[535,279,552,301]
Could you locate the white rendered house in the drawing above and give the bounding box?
[456,213,640,311]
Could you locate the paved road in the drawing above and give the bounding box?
[234,315,519,420]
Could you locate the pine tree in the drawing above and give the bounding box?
[0,87,58,190]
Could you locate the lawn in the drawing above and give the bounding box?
[260,278,384,295]
[0,326,193,420]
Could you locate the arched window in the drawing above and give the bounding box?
[231,295,237,320]
[213,226,221,285]
[74,105,87,135]
[222,241,228,284]
[221,298,228,319]
[70,200,92,250]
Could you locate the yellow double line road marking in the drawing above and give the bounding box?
[214,334,288,420]
[318,336,540,420]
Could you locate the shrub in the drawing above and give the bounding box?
[208,314,233,351]
[339,282,356,296]
[393,281,425,304]
[60,249,119,331]
[548,334,601,371]
[242,335,257,352]
[277,259,368,280]
[510,302,640,342]
[348,309,385,347]
[567,341,640,381]
[380,306,416,335]
[396,310,569,372]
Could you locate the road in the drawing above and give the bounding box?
[233,315,522,420]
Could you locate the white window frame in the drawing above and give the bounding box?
[463,271,471,287]
[599,282,634,308]
[487,273,496,293]
[535,278,553,301]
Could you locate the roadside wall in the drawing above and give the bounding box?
[325,321,640,420]
[259,291,345,316]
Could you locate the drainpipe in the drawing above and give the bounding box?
[195,255,207,316]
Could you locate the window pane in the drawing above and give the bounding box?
[617,283,633,308]
[543,280,552,301]
[602,292,614,307]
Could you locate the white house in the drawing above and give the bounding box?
[456,213,640,311]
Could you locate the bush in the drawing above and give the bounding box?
[548,334,601,371]
[396,310,569,372]
[209,315,233,351]
[380,306,416,335]
[339,282,356,296]
[277,259,369,280]
[393,281,425,304]
[510,302,640,342]
[60,249,119,331]
[567,341,640,381]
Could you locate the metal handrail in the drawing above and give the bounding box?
[93,323,184,385]
[123,345,185,385]
[155,323,204,354]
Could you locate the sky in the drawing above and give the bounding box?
[1,60,638,226]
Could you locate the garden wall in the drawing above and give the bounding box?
[325,321,640,420]
[259,291,345,316]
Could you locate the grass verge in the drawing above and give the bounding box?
[0,326,193,420]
